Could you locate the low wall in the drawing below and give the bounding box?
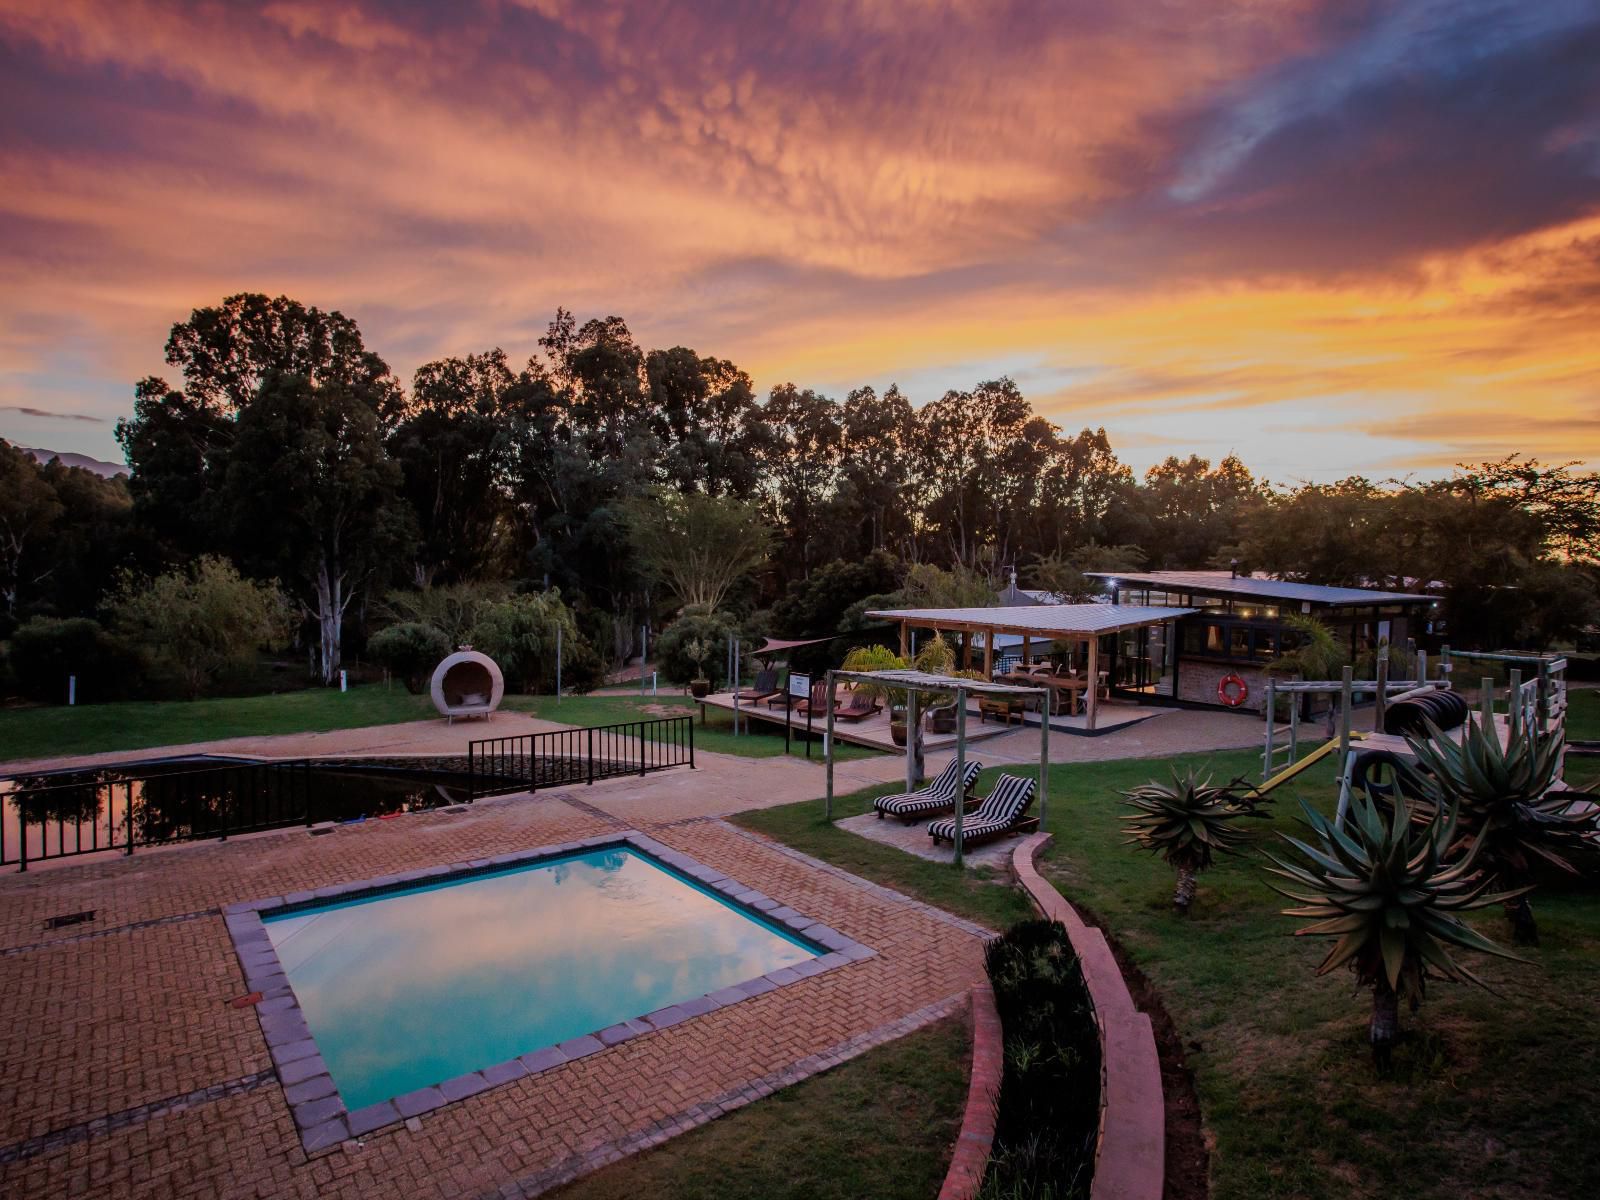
[936,982,1003,1200]
[1012,833,1165,1200]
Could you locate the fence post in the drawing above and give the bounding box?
[218,770,228,842]
[17,808,26,873]
[125,779,135,856]
[640,723,648,777]
[587,727,595,786]
[689,717,696,769]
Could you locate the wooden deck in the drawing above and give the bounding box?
[696,691,1161,751]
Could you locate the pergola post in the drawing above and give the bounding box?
[1022,632,1032,667]
[824,669,836,819]
[899,620,909,659]
[953,687,967,866]
[1038,686,1050,824]
[983,628,995,678]
[905,688,921,790]
[1086,636,1100,731]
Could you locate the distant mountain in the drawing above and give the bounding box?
[20,448,127,478]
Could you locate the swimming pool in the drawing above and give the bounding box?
[224,832,870,1149]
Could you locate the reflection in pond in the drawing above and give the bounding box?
[1,762,475,865]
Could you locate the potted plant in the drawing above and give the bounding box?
[840,644,909,741]
[685,637,713,698]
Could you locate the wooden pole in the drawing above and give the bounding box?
[983,628,995,678]
[905,688,920,791]
[825,670,836,819]
[1262,674,1276,781]
[1374,653,1388,732]
[1287,674,1300,765]
[953,688,967,866]
[1086,637,1100,731]
[1038,687,1050,824]
[1481,675,1495,727]
[1022,632,1032,667]
[899,621,909,659]
[1338,666,1352,783]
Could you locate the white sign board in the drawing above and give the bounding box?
[788,671,811,698]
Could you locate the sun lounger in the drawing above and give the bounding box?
[874,759,983,823]
[734,668,781,703]
[794,680,838,717]
[832,686,881,722]
[927,773,1038,847]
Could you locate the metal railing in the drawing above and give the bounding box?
[1,760,313,871]
[466,717,694,799]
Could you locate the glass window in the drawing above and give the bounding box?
[1229,627,1250,658]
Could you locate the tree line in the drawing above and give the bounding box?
[2,292,1596,701]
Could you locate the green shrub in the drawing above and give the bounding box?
[106,556,293,699]
[981,920,1101,1200]
[470,590,596,694]
[7,616,145,704]
[656,609,739,688]
[367,622,451,693]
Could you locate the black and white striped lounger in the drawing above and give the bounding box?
[927,773,1038,848]
[873,759,983,824]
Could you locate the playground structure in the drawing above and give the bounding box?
[1250,646,1570,820]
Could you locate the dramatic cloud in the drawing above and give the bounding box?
[0,0,1596,479]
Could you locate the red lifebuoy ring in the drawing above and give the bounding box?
[1218,674,1248,707]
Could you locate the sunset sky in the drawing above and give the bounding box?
[1,0,1597,482]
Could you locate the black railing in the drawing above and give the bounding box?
[1,760,314,871]
[466,717,694,799]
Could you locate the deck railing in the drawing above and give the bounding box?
[466,717,694,799]
[1,760,314,871]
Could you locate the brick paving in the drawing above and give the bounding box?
[0,784,987,1199]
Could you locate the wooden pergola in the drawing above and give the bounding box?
[865,604,1196,730]
[822,669,1051,865]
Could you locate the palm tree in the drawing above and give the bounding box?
[1265,793,1527,1069]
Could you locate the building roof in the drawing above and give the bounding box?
[865,603,1196,636]
[1084,570,1434,606]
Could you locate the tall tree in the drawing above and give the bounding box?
[0,440,63,620]
[837,385,917,556]
[755,384,843,581]
[222,372,412,682]
[390,349,519,585]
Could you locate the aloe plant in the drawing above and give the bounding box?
[1120,768,1258,914]
[1404,708,1594,944]
[1266,793,1526,1068]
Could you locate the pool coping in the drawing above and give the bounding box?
[220,830,876,1154]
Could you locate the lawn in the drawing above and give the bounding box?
[0,686,882,766]
[740,746,1600,1200]
[0,684,438,763]
[552,1014,970,1200]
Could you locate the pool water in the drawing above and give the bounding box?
[263,848,819,1110]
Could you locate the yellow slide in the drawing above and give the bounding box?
[1244,731,1367,800]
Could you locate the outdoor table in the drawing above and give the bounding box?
[996,670,1086,715]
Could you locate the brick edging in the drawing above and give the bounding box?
[1012,833,1164,1200]
[936,982,1002,1200]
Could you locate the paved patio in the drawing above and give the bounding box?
[0,703,1269,1198]
[0,786,988,1199]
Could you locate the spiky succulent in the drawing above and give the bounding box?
[1121,768,1258,912]
[1403,708,1595,943]
[1265,793,1526,1064]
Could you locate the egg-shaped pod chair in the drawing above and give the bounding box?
[430,649,505,723]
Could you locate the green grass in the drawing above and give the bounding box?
[1563,686,1600,741]
[510,693,882,762]
[552,1014,970,1200]
[743,747,1600,1200]
[0,686,883,765]
[0,684,439,762]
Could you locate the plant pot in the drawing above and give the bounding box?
[890,720,908,747]
[690,678,711,698]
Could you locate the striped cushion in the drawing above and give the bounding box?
[927,774,1036,842]
[874,760,982,817]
